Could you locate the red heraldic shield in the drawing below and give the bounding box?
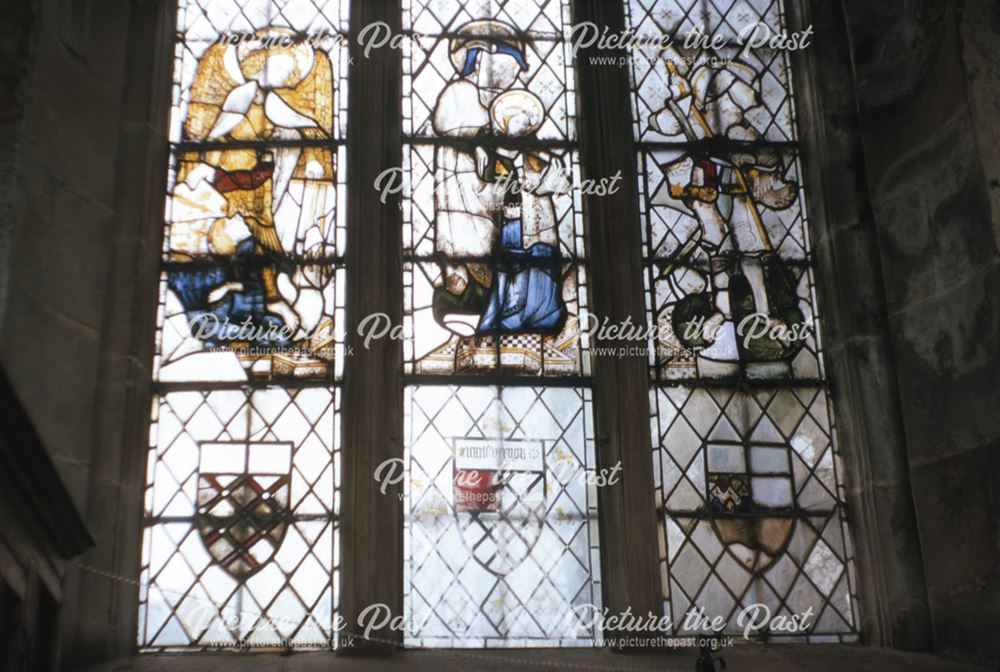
[196,442,292,578]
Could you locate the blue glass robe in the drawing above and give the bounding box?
[477,216,566,334]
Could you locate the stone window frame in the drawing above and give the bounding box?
[68,0,932,662]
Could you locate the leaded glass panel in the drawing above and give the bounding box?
[403,385,601,647]
[401,0,590,376]
[139,388,341,650]
[140,0,347,650]
[627,0,794,143]
[625,0,860,640]
[171,0,349,144]
[158,1,349,384]
[401,2,601,648]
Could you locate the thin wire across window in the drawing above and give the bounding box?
[138,0,349,651]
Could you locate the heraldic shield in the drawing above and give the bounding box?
[453,438,547,576]
[706,441,796,572]
[196,442,292,578]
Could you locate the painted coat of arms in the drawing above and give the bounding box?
[453,438,547,575]
[196,442,292,578]
[706,441,797,571]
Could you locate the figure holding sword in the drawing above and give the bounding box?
[646,50,803,371]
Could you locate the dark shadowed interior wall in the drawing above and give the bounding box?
[0,0,172,665]
[837,0,1000,663]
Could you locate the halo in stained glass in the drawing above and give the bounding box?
[401,2,589,377]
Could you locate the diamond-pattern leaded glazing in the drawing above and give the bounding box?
[139,388,341,650]
[142,0,347,651]
[649,386,859,639]
[155,144,348,383]
[402,144,586,260]
[401,2,601,649]
[401,0,590,377]
[403,32,576,142]
[404,0,570,38]
[626,0,859,641]
[158,1,350,385]
[403,385,602,647]
[172,0,350,144]
[627,0,794,143]
[403,260,590,376]
[627,0,783,41]
[402,0,577,142]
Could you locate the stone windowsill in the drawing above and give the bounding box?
[79,644,991,672]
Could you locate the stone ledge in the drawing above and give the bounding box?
[78,645,991,672]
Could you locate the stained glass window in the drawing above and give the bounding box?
[139,0,348,650]
[401,0,589,377]
[139,0,860,654]
[404,385,601,646]
[625,0,861,640]
[400,0,602,647]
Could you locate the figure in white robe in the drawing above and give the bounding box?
[430,20,530,335]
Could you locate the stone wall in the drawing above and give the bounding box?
[0,0,172,667]
[0,0,996,668]
[0,0,35,330]
[841,0,1000,665]
[792,0,934,651]
[0,0,129,516]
